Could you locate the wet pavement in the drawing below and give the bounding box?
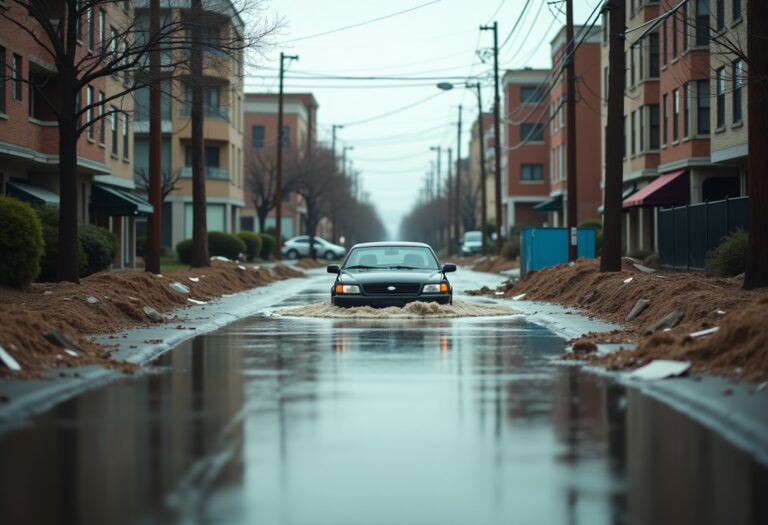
[1,271,766,524]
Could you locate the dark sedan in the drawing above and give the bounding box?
[327,242,456,308]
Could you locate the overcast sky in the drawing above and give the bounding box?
[247,0,601,239]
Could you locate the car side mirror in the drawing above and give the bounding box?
[442,263,457,273]
[327,264,340,274]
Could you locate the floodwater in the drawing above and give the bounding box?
[0,275,766,525]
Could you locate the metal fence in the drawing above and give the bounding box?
[658,196,749,270]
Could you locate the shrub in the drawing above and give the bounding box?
[0,195,45,288]
[501,236,520,260]
[259,232,276,260]
[176,239,193,264]
[643,252,661,269]
[35,205,87,282]
[208,231,247,260]
[579,218,603,230]
[236,231,263,261]
[79,224,117,275]
[705,229,747,277]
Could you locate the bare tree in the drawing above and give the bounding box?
[134,168,181,200]
[246,149,296,233]
[0,0,276,281]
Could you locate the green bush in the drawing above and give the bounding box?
[259,232,276,260]
[176,239,193,264]
[0,195,45,288]
[79,224,117,275]
[705,229,747,277]
[208,231,247,260]
[579,218,603,230]
[236,231,263,261]
[501,236,520,260]
[35,205,87,282]
[643,252,661,269]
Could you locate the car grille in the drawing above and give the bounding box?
[362,283,421,295]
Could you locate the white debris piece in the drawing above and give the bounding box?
[628,360,691,380]
[0,345,21,371]
[155,274,163,278]
[512,293,527,300]
[633,263,656,273]
[210,256,231,262]
[86,296,99,304]
[143,306,164,321]
[623,277,634,284]
[715,310,726,315]
[169,282,190,294]
[237,265,246,271]
[494,291,505,296]
[689,327,720,338]
[187,298,207,305]
[757,382,768,391]
[43,290,53,295]
[188,277,200,283]
[64,349,79,357]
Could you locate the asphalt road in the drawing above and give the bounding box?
[0,269,766,525]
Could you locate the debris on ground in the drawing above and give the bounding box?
[0,261,304,378]
[276,299,517,319]
[295,258,325,269]
[468,258,768,381]
[470,256,519,274]
[627,360,692,380]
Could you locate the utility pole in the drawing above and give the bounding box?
[145,0,161,274]
[455,105,462,256]
[601,0,625,272]
[469,83,488,255]
[331,124,343,160]
[275,52,298,259]
[565,0,578,261]
[447,147,453,253]
[480,22,503,255]
[342,145,354,178]
[430,146,442,200]
[744,0,768,289]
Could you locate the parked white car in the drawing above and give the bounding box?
[281,236,347,260]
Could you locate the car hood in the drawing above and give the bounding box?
[340,269,442,285]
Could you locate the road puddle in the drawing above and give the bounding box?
[274,299,517,318]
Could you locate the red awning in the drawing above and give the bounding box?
[623,169,689,208]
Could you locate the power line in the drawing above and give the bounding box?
[341,91,446,127]
[499,0,534,49]
[280,0,443,44]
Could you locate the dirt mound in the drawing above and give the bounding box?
[295,259,325,270]
[0,262,304,378]
[472,256,519,274]
[470,258,768,381]
[276,299,517,319]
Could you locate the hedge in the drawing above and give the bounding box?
[79,224,117,275]
[259,232,276,260]
[0,195,44,288]
[36,205,87,282]
[176,232,247,263]
[236,231,263,261]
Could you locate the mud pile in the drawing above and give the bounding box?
[277,299,517,319]
[295,258,325,270]
[471,256,519,274]
[0,262,303,378]
[470,258,768,381]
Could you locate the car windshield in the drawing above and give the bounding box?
[464,232,481,242]
[344,246,439,270]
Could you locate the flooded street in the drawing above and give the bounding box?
[1,271,766,525]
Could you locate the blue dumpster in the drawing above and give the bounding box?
[520,227,597,277]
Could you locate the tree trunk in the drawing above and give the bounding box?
[145,0,162,274]
[189,0,209,267]
[257,206,268,233]
[57,108,80,283]
[744,0,768,289]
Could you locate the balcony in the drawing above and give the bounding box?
[179,104,229,122]
[180,166,230,180]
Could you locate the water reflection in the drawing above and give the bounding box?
[0,315,765,525]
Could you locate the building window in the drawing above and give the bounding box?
[732,60,743,123]
[662,94,668,145]
[280,126,290,147]
[86,86,94,140]
[0,47,5,113]
[631,111,636,155]
[683,82,690,138]
[122,113,129,159]
[715,0,725,31]
[520,164,543,182]
[672,89,679,141]
[11,54,22,101]
[662,20,667,66]
[252,125,265,148]
[649,33,659,77]
[649,104,660,150]
[630,47,635,85]
[603,66,608,105]
[110,27,118,63]
[99,10,106,52]
[98,91,105,144]
[111,107,118,155]
[185,145,220,168]
[697,80,711,134]
[520,86,542,104]
[520,123,544,142]
[602,12,608,44]
[716,67,725,128]
[672,10,678,58]
[87,7,95,50]
[682,4,689,51]
[640,107,646,151]
[695,0,709,46]
[639,40,644,81]
[733,0,742,20]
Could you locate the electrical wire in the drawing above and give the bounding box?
[341,91,446,127]
[499,0,534,49]
[279,0,443,44]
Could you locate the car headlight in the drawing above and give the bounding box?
[335,284,361,294]
[423,283,449,293]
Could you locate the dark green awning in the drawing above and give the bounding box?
[91,184,153,216]
[6,181,60,206]
[533,194,564,213]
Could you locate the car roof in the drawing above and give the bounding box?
[350,241,432,249]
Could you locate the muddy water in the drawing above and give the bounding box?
[0,282,766,524]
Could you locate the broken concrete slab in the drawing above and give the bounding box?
[633,263,656,273]
[86,296,99,304]
[626,299,650,322]
[511,293,526,300]
[690,326,720,338]
[169,282,190,294]
[644,309,683,335]
[629,359,691,380]
[579,290,597,305]
[0,346,21,371]
[43,330,84,353]
[142,306,164,322]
